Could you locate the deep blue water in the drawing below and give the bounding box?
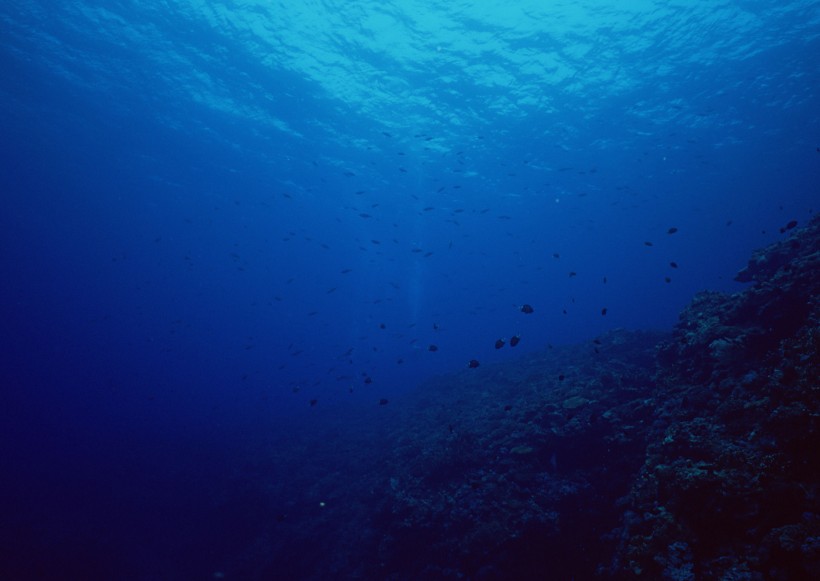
[1,1,818,579]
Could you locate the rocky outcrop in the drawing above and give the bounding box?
[369,215,820,580]
[617,215,820,580]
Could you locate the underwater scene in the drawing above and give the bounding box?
[1,1,818,579]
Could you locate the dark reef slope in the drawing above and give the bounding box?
[368,215,819,580]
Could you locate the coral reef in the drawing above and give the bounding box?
[368,215,820,580]
[214,216,818,580]
[620,215,820,580]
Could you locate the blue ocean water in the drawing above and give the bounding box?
[1,1,818,579]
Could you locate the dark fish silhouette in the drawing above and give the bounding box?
[379,398,389,405]
[520,304,534,314]
[509,335,521,347]
[601,307,608,316]
[495,338,505,349]
[667,227,678,234]
[468,359,480,368]
[558,374,565,381]
[780,220,798,233]
[665,276,672,283]
[428,344,438,352]
[309,399,318,406]
[644,241,654,247]
[670,261,678,269]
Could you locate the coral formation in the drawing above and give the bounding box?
[219,216,819,580]
[368,215,820,579]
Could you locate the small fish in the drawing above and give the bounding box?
[552,253,560,259]
[667,227,678,234]
[665,276,671,283]
[379,398,389,405]
[364,376,373,384]
[558,374,565,381]
[503,405,512,412]
[467,359,480,368]
[509,335,521,347]
[428,344,438,352]
[569,271,577,277]
[309,399,318,406]
[670,261,678,269]
[520,304,535,314]
[779,220,798,233]
[601,307,608,316]
[644,241,654,247]
[495,338,505,349]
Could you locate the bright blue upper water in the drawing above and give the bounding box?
[1,1,818,578]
